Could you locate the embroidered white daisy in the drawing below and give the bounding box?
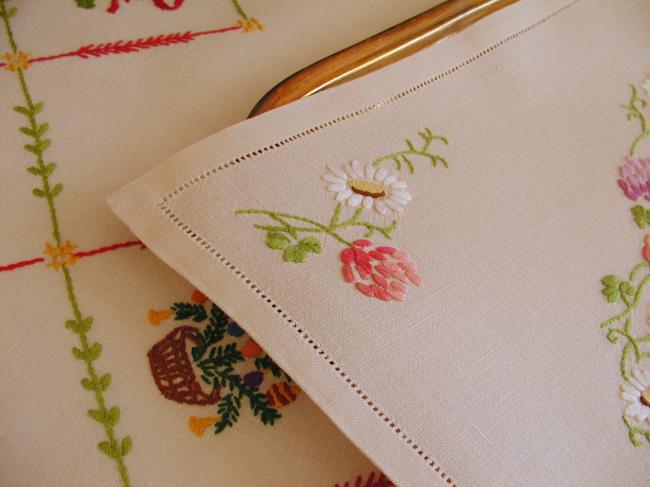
[621,366,650,423]
[323,160,411,214]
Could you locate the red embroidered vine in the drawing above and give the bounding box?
[0,27,241,69]
[0,239,144,272]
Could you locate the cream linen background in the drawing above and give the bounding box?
[0,1,443,486]
[111,0,650,485]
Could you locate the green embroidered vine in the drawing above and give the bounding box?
[237,127,448,264]
[1,1,132,483]
[373,128,448,173]
[623,84,650,156]
[599,78,650,448]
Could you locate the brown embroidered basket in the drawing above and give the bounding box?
[147,325,221,405]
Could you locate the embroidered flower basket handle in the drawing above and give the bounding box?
[147,325,221,405]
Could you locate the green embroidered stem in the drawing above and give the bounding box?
[231,0,248,20]
[373,128,449,173]
[1,2,132,484]
[623,84,650,156]
[237,209,353,246]
[623,415,650,447]
[237,205,398,263]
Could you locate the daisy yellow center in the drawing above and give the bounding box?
[348,179,386,198]
[641,387,650,407]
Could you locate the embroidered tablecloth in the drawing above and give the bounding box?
[0,1,438,485]
[109,0,650,485]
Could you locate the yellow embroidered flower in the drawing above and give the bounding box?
[237,17,264,33]
[2,51,31,71]
[44,240,79,271]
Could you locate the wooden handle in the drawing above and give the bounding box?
[249,0,517,117]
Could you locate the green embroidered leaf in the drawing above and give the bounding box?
[298,236,321,254]
[37,123,50,136]
[87,408,104,423]
[24,144,38,154]
[13,105,29,115]
[6,6,17,18]
[81,377,95,390]
[172,302,207,322]
[215,393,240,434]
[601,275,620,303]
[121,436,133,456]
[619,281,635,296]
[32,188,46,198]
[65,317,93,334]
[98,373,112,391]
[88,406,119,426]
[98,440,119,459]
[19,126,36,137]
[33,102,44,114]
[37,139,51,151]
[50,183,63,197]
[266,232,290,249]
[42,163,57,177]
[87,342,102,360]
[632,205,650,229]
[75,0,96,8]
[26,166,41,175]
[283,244,307,263]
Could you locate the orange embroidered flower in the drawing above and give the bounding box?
[44,240,79,271]
[2,51,31,71]
[148,309,173,326]
[237,17,264,33]
[188,416,221,436]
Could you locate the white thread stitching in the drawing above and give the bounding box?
[156,2,577,485]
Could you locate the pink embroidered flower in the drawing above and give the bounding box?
[642,235,650,262]
[340,239,421,302]
[618,156,650,201]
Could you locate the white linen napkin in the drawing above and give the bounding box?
[111,0,650,485]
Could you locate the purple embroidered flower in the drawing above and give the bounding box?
[618,156,650,201]
[243,370,264,389]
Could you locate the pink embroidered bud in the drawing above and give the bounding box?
[618,156,650,201]
[643,235,650,263]
[339,240,421,302]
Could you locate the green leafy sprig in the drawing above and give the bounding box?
[373,128,449,173]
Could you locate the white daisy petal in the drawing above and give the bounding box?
[348,193,363,207]
[364,162,376,179]
[389,195,410,206]
[623,383,641,396]
[374,200,388,214]
[391,190,412,201]
[328,183,347,192]
[642,369,650,385]
[391,180,408,189]
[622,392,639,401]
[637,407,650,422]
[336,188,352,202]
[384,198,404,213]
[324,174,345,184]
[363,196,373,209]
[383,175,396,186]
[633,368,648,388]
[629,377,645,391]
[351,160,364,177]
[626,402,641,416]
[327,164,347,179]
[344,163,358,179]
[374,168,388,182]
